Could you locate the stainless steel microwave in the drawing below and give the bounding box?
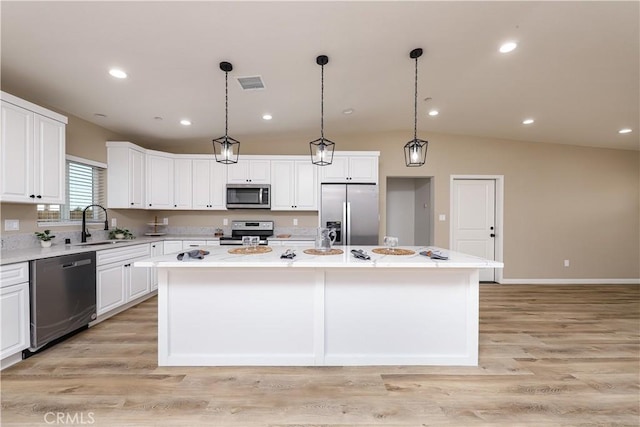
[226,184,271,209]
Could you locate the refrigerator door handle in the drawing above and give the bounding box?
[342,201,348,245]
[346,201,352,245]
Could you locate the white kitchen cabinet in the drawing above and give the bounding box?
[163,240,184,254]
[320,153,379,184]
[271,159,317,211]
[150,242,163,291]
[226,159,270,184]
[0,263,30,365]
[0,92,67,204]
[192,159,226,210]
[96,243,151,316]
[173,158,192,209]
[146,151,174,209]
[106,142,145,209]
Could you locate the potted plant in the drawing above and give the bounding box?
[109,227,134,240]
[34,230,56,248]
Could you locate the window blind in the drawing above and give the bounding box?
[37,159,106,223]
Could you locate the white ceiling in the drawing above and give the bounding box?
[1,1,639,151]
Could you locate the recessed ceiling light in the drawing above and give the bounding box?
[522,118,534,125]
[428,110,439,116]
[499,42,518,53]
[342,108,355,115]
[262,114,272,121]
[618,128,632,134]
[109,68,127,79]
[180,119,191,126]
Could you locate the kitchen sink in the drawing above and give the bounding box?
[73,240,130,247]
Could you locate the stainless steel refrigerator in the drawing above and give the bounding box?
[320,183,379,245]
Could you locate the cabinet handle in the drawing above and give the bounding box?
[37,195,42,198]
[30,194,36,198]
[149,204,152,206]
[174,204,177,207]
[130,202,134,206]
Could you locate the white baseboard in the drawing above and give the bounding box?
[498,278,640,285]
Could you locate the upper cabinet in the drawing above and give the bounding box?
[192,159,226,210]
[226,159,270,184]
[173,157,192,209]
[106,141,145,209]
[0,92,67,204]
[146,151,174,210]
[271,159,318,211]
[320,152,379,184]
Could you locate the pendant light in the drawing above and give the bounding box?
[404,48,428,167]
[212,61,240,164]
[309,55,335,166]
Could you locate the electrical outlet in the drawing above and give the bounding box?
[163,217,169,225]
[564,259,570,267]
[293,218,298,226]
[438,214,446,221]
[4,219,19,231]
[223,218,228,226]
[111,218,117,227]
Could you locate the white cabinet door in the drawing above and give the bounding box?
[348,156,378,183]
[192,159,225,210]
[227,159,270,184]
[271,160,317,211]
[0,282,30,359]
[96,263,126,316]
[270,160,295,210]
[33,114,65,204]
[129,148,145,208]
[293,160,317,210]
[107,144,146,209]
[150,242,163,291]
[127,260,150,301]
[0,101,32,202]
[163,240,184,254]
[319,157,349,182]
[173,158,192,209]
[146,153,174,209]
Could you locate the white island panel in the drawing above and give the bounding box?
[143,246,502,367]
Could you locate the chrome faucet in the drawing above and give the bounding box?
[81,204,109,243]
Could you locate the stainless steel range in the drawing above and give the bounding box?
[219,220,274,246]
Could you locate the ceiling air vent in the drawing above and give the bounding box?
[236,76,266,90]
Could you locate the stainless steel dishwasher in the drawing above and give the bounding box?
[29,252,96,352]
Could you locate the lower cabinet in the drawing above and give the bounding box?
[96,243,151,316]
[0,262,30,364]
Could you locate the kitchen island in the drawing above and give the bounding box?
[135,245,502,367]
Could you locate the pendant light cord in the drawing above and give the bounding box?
[224,71,229,137]
[320,63,325,140]
[413,55,418,141]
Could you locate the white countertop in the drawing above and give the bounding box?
[134,245,504,269]
[0,235,220,265]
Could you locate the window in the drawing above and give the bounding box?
[37,156,106,224]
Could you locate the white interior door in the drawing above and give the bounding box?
[452,179,496,282]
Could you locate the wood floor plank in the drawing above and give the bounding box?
[1,284,638,426]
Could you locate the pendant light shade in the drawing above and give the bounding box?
[309,55,335,166]
[404,48,428,167]
[212,61,240,164]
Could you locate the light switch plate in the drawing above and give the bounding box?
[438,214,446,221]
[293,218,298,226]
[4,219,19,231]
[223,218,228,226]
[111,218,117,227]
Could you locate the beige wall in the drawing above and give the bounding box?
[2,108,638,280]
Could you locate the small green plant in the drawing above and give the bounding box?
[109,227,134,240]
[34,230,56,241]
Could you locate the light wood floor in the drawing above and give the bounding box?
[1,284,638,426]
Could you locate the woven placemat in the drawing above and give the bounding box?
[303,248,344,256]
[372,248,415,256]
[228,246,273,255]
